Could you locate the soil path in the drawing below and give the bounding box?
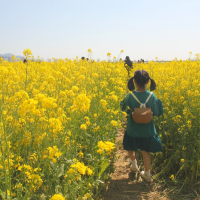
[103,127,170,200]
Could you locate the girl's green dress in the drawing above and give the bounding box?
[120,90,163,153]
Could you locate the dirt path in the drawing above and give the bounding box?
[103,128,170,200]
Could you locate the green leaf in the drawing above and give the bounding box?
[22,191,30,200]
[98,159,109,177]
[58,164,64,177]
[50,161,55,169]
[97,179,104,184]
[0,189,5,199]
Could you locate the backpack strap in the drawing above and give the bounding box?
[145,92,153,104]
[131,92,153,105]
[131,92,141,104]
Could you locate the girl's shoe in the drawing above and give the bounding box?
[140,171,153,183]
[130,159,139,172]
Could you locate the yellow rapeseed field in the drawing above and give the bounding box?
[0,50,127,199]
[0,50,200,199]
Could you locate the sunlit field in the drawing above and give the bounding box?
[0,51,200,199]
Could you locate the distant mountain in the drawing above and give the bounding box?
[0,53,24,61]
[1,53,13,57]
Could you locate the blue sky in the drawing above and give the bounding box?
[1,0,200,61]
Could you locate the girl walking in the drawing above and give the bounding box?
[120,70,163,182]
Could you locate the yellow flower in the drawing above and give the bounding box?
[181,159,185,163]
[86,167,93,176]
[70,162,88,176]
[72,86,79,92]
[85,193,91,198]
[50,194,65,200]
[182,146,186,151]
[30,174,43,188]
[88,48,92,53]
[80,124,87,130]
[67,168,74,174]
[111,94,118,102]
[110,120,118,127]
[107,52,111,57]
[11,55,16,61]
[23,49,32,57]
[97,140,115,154]
[97,149,103,154]
[77,75,86,82]
[187,120,192,128]
[170,174,174,180]
[71,94,91,113]
[78,151,84,158]
[94,125,100,132]
[7,190,10,196]
[67,131,71,136]
[47,146,62,163]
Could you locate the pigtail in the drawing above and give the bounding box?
[150,78,156,91]
[128,77,135,91]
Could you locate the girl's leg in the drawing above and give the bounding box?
[128,151,136,161]
[128,151,138,172]
[141,151,151,171]
[141,150,152,182]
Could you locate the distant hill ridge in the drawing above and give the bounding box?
[0,53,24,61]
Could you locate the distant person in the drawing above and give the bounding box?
[23,59,27,63]
[140,59,144,63]
[81,57,85,60]
[124,56,133,76]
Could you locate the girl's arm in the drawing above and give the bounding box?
[120,98,127,111]
[120,93,131,114]
[156,98,163,116]
[151,94,164,116]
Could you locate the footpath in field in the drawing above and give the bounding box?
[103,126,200,200]
[103,127,170,200]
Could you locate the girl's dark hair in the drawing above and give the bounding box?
[128,70,156,91]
